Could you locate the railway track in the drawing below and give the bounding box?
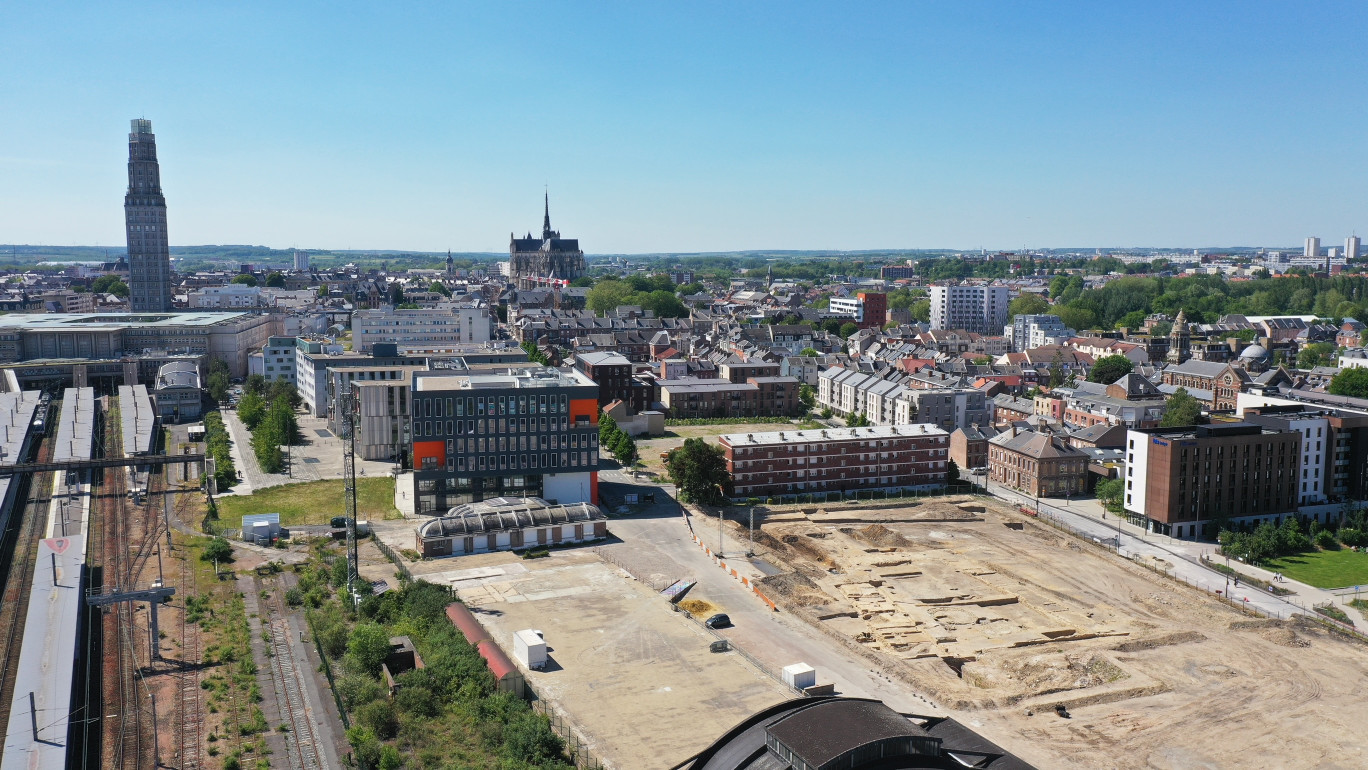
[264,588,325,770]
[176,490,204,770]
[99,396,153,770]
[0,431,51,734]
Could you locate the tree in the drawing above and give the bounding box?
[1048,350,1066,387]
[798,347,820,358]
[1158,387,1207,427]
[243,373,267,396]
[1328,368,1368,398]
[429,281,452,297]
[1008,293,1050,317]
[1094,478,1124,513]
[264,271,286,288]
[346,623,393,678]
[237,391,267,430]
[847,412,870,428]
[1297,341,1336,369]
[231,274,258,287]
[666,438,729,505]
[1088,354,1134,384]
[202,537,234,563]
[612,433,638,466]
[677,282,705,296]
[909,299,931,323]
[642,289,687,318]
[207,357,231,402]
[839,322,859,339]
[798,383,816,411]
[91,274,129,297]
[388,283,405,305]
[586,279,636,315]
[1057,305,1096,331]
[317,283,329,298]
[947,459,961,485]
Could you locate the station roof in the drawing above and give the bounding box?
[0,311,251,331]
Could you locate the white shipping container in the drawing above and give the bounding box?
[781,663,816,690]
[514,629,547,670]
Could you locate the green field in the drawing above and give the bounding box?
[1264,548,1368,589]
[214,477,401,528]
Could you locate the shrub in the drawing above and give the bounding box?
[1316,529,1340,550]
[1339,528,1368,548]
[356,700,399,740]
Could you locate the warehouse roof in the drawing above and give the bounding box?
[418,497,604,540]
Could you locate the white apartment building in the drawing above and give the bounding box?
[251,336,299,384]
[930,284,1009,334]
[352,304,491,353]
[187,284,262,308]
[1005,314,1075,352]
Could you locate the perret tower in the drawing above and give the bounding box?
[125,119,173,312]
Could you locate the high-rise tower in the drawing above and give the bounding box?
[125,119,173,312]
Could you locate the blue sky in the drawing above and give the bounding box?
[1,2,1364,253]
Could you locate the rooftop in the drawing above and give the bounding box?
[720,424,948,446]
[414,366,595,391]
[0,311,253,331]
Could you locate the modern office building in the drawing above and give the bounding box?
[1124,423,1301,538]
[409,366,600,512]
[124,119,173,312]
[509,194,586,290]
[352,304,491,353]
[1242,403,1368,512]
[929,284,1009,334]
[720,424,948,499]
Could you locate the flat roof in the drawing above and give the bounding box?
[414,366,595,391]
[52,387,95,463]
[720,424,948,447]
[0,311,253,331]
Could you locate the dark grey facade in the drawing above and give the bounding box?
[125,119,173,312]
[409,367,601,513]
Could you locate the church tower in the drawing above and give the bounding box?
[1167,309,1190,364]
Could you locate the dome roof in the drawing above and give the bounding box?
[1240,344,1269,359]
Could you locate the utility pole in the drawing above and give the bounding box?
[340,386,360,604]
[747,507,754,557]
[717,507,725,560]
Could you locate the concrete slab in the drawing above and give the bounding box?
[458,552,792,770]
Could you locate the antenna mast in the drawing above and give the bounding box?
[339,386,360,604]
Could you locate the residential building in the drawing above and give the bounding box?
[987,428,1089,498]
[187,284,262,308]
[409,366,600,513]
[658,376,800,419]
[125,119,173,312]
[949,424,998,472]
[827,292,887,329]
[1242,403,1368,512]
[1064,336,1149,364]
[719,358,781,383]
[929,284,1009,334]
[293,249,310,272]
[353,303,491,353]
[720,424,948,499]
[352,369,421,461]
[295,340,419,417]
[254,336,298,384]
[879,264,919,280]
[780,355,821,387]
[38,290,95,314]
[893,388,990,432]
[572,351,650,412]
[1124,423,1301,538]
[1006,314,1074,352]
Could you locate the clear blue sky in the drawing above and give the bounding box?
[2,2,1364,253]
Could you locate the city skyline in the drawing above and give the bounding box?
[2,2,1366,253]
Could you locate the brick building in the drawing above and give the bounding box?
[659,376,800,419]
[1124,423,1301,539]
[987,428,1089,498]
[1160,360,1251,411]
[720,424,949,499]
[949,424,998,472]
[572,351,649,412]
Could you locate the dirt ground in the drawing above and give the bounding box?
[747,496,1368,770]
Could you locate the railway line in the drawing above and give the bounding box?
[263,585,326,770]
[0,430,50,736]
[176,490,204,770]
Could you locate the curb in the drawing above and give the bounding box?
[694,532,777,611]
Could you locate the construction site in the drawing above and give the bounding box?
[730,494,1368,769]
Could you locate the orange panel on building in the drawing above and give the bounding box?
[413,440,445,469]
[590,471,599,505]
[570,398,599,425]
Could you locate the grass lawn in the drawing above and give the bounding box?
[1264,548,1368,589]
[214,477,400,529]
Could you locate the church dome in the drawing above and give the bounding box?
[1240,344,1269,360]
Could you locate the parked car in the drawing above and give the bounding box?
[704,613,731,629]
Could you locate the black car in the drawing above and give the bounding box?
[704,613,731,629]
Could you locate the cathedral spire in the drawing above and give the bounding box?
[542,191,553,239]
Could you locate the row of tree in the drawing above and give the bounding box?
[598,413,638,466]
[203,411,236,491]
[238,378,301,474]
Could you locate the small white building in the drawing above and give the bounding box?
[513,630,547,670]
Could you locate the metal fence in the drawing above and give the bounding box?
[371,536,413,581]
[525,685,606,770]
